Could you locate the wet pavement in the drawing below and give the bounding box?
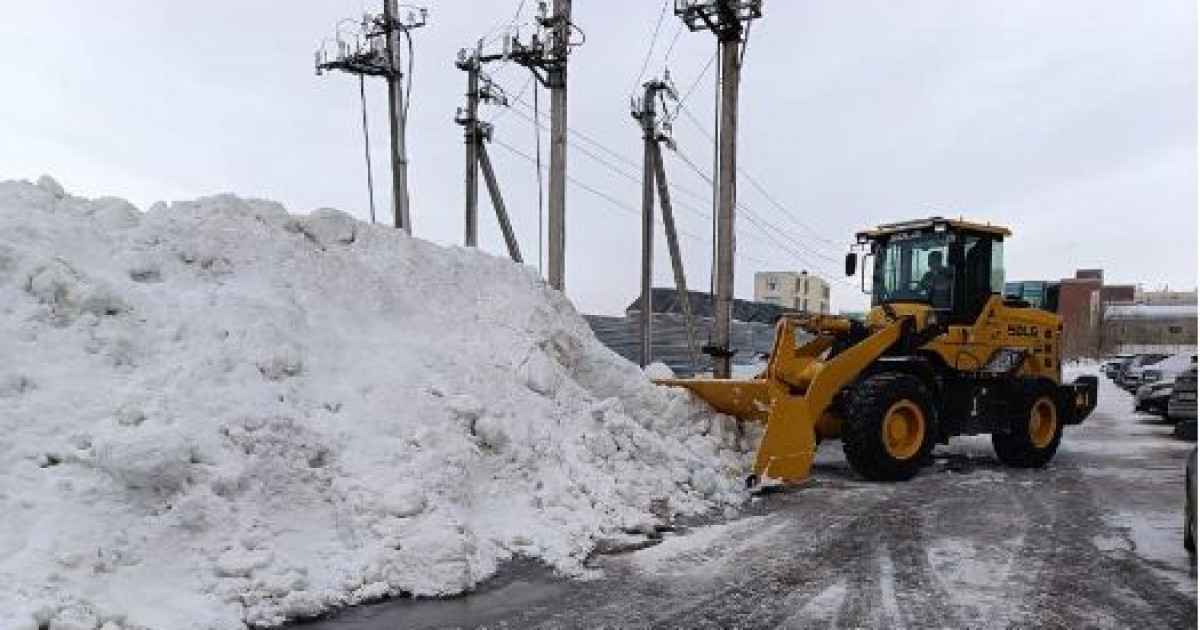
[295,375,1197,629]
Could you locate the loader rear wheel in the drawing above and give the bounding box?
[842,373,936,481]
[993,383,1063,468]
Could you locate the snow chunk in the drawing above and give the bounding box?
[643,362,675,379]
[36,174,65,198]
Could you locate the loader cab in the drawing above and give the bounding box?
[852,218,1010,325]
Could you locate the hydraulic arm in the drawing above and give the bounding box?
[657,315,904,483]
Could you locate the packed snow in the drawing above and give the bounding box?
[0,177,755,630]
[625,514,784,577]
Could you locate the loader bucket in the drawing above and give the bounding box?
[654,378,772,422]
[654,315,907,486]
[654,377,819,484]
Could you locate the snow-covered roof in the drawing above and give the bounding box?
[1106,304,1197,320]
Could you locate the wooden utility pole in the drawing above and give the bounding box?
[633,76,702,372]
[455,47,523,263]
[676,0,760,378]
[315,3,426,232]
[546,0,572,291]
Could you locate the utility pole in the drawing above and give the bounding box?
[632,75,702,372]
[676,0,761,378]
[498,1,578,289]
[315,3,427,233]
[546,0,572,291]
[455,46,523,263]
[637,83,658,368]
[382,0,411,233]
[460,47,482,248]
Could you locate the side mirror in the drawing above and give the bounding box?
[844,252,858,276]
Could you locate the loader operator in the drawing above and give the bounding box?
[919,250,954,309]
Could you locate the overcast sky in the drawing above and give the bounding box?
[0,0,1195,314]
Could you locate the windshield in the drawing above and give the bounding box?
[871,231,954,308]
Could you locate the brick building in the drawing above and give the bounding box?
[1009,269,1168,358]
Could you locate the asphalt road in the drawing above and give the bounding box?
[297,374,1197,630]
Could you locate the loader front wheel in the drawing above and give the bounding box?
[993,383,1063,468]
[842,373,936,481]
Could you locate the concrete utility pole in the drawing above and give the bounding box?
[546,0,572,291]
[675,0,761,379]
[315,3,427,233]
[455,46,523,263]
[653,133,702,373]
[460,48,482,248]
[498,1,580,289]
[382,0,411,233]
[637,84,658,368]
[632,75,702,372]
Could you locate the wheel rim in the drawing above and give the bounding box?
[1029,397,1058,448]
[882,400,925,460]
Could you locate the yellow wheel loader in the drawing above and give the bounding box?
[658,217,1098,484]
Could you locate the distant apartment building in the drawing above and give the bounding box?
[754,271,830,313]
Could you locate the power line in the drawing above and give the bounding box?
[667,147,857,287]
[508,90,640,171]
[490,136,774,269]
[667,138,841,266]
[480,0,529,47]
[486,73,533,124]
[501,99,712,217]
[671,52,717,117]
[533,77,545,274]
[661,21,686,66]
[357,75,377,224]
[502,85,837,278]
[630,0,671,96]
[676,100,845,248]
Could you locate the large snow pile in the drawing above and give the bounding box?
[0,177,752,630]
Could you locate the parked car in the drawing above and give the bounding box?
[1121,353,1190,392]
[1102,354,1134,379]
[1170,366,1198,440]
[1186,448,1196,555]
[1135,380,1175,416]
[1113,353,1168,386]
[1107,355,1137,381]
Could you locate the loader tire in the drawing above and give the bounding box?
[992,381,1063,468]
[842,372,936,482]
